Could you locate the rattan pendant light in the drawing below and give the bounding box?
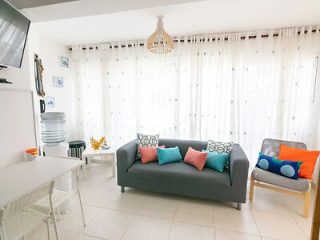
[147,16,174,54]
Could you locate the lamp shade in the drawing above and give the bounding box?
[147,16,174,54]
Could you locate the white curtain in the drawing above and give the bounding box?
[71,26,320,170]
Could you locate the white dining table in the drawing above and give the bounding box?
[0,156,81,209]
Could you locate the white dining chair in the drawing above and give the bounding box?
[31,159,86,229]
[0,181,58,240]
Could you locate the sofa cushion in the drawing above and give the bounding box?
[184,147,208,171]
[207,140,233,170]
[207,140,233,154]
[252,167,310,192]
[139,145,165,164]
[128,162,231,187]
[158,139,207,158]
[157,147,183,165]
[203,150,229,172]
[137,133,159,158]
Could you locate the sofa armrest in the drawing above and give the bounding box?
[117,139,137,186]
[229,144,250,188]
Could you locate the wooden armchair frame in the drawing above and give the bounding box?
[249,177,312,218]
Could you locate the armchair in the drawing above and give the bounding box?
[249,138,312,218]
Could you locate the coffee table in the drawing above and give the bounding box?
[82,147,116,177]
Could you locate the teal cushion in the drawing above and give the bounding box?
[157,147,182,165]
[203,150,229,172]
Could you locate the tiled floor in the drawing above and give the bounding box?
[27,163,315,240]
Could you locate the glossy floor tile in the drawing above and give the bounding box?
[215,229,261,240]
[122,215,173,240]
[83,208,135,240]
[138,195,177,219]
[253,211,307,240]
[169,221,214,240]
[27,164,315,240]
[214,204,259,235]
[175,200,214,227]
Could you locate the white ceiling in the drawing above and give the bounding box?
[28,0,320,46]
[7,0,78,9]
[22,0,203,22]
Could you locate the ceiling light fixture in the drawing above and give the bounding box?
[147,16,174,54]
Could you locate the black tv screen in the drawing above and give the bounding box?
[0,0,30,68]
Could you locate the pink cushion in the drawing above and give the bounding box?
[184,147,208,171]
[140,145,165,164]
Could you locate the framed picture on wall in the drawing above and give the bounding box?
[44,96,55,109]
[53,76,64,88]
[60,56,69,68]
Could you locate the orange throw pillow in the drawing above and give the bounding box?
[139,145,165,164]
[278,144,320,179]
[184,147,208,171]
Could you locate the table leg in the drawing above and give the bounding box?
[0,228,5,240]
[112,153,115,177]
[87,157,92,167]
[82,161,88,179]
[46,219,51,240]
[49,196,59,240]
[104,155,115,177]
[75,168,86,227]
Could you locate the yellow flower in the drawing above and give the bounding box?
[90,136,106,150]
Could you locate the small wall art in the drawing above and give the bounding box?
[53,76,64,88]
[60,56,69,68]
[45,96,55,109]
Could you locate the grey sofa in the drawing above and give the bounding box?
[117,138,249,209]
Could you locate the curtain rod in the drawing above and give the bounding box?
[68,27,320,51]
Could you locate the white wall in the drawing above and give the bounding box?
[0,33,35,166]
[30,30,79,142]
[0,25,78,167]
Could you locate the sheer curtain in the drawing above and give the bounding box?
[71,26,320,169]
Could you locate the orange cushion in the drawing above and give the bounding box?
[184,147,208,171]
[278,144,320,179]
[139,145,165,164]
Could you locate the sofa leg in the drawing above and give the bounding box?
[121,186,125,193]
[249,177,255,202]
[236,203,242,210]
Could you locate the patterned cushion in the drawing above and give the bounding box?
[206,140,233,169]
[256,153,302,179]
[136,133,159,159]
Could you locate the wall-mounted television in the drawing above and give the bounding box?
[0,0,30,68]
